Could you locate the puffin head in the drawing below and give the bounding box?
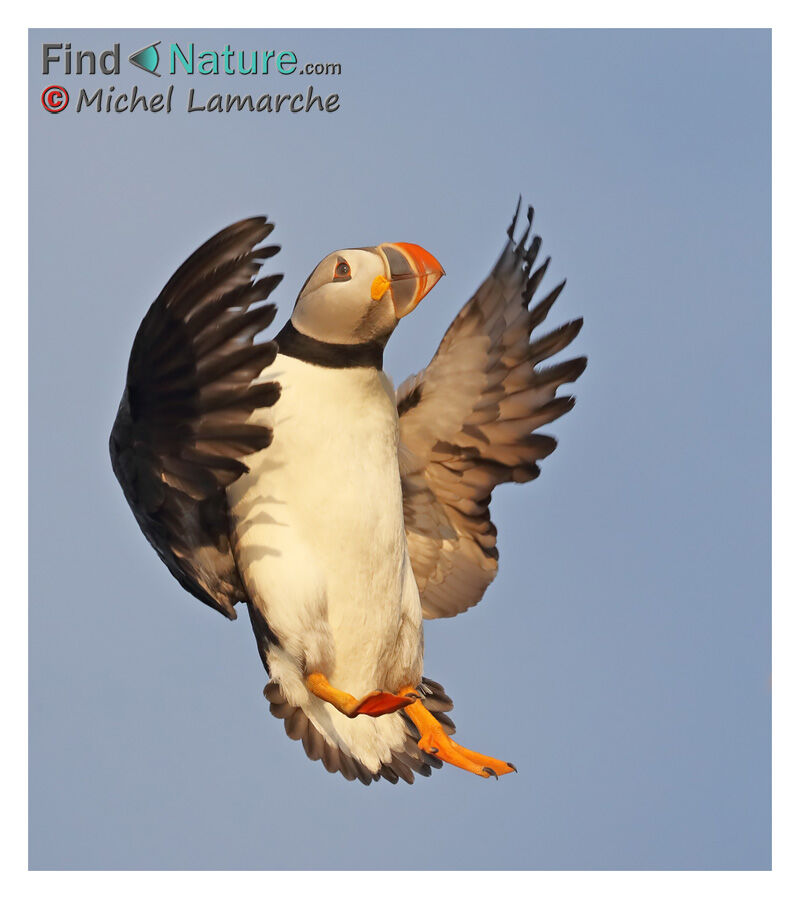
[290,243,445,346]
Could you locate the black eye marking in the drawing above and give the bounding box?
[333,257,351,281]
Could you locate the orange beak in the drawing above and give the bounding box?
[375,242,445,318]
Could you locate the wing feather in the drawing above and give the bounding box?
[398,201,586,619]
[109,217,283,619]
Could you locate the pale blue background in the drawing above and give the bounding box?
[29,29,771,869]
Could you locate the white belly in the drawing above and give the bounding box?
[227,354,423,697]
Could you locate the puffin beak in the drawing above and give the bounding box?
[375,242,445,318]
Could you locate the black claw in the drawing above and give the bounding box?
[483,766,499,780]
[507,762,518,773]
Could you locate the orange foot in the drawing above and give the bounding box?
[306,672,415,719]
[400,686,517,779]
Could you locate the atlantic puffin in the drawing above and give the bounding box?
[110,201,586,784]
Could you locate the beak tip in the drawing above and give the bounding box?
[394,242,445,279]
[379,241,445,318]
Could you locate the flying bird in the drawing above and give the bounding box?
[110,200,586,784]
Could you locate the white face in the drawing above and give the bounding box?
[291,248,397,346]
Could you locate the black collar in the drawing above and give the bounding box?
[275,319,385,370]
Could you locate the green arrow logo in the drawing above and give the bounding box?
[129,42,160,76]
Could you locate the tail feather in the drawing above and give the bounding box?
[264,677,451,785]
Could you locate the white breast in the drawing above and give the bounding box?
[227,354,423,698]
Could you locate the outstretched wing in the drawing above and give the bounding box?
[397,201,586,619]
[109,217,283,619]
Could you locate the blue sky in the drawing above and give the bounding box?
[29,28,770,869]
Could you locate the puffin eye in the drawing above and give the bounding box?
[333,259,351,281]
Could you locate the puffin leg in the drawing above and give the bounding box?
[306,672,416,718]
[399,686,516,778]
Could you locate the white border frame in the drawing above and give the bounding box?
[9,3,795,895]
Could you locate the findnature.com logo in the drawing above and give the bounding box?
[39,39,343,115]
